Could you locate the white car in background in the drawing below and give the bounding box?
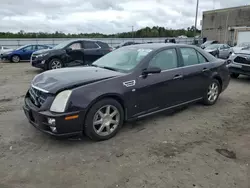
[231,42,250,54]
[0,46,13,56]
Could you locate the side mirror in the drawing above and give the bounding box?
[66,47,72,53]
[142,67,161,75]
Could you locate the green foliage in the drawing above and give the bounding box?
[0,26,200,38]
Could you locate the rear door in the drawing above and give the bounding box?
[83,41,101,64]
[66,41,84,67]
[178,47,211,101]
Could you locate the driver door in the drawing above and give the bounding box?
[22,45,36,60]
[131,48,184,117]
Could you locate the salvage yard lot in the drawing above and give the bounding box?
[0,62,249,188]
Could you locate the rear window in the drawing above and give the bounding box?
[84,41,99,49]
[96,41,110,49]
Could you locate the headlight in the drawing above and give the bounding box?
[50,90,72,112]
[36,53,48,58]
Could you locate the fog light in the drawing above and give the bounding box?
[50,126,57,133]
[41,60,45,64]
[48,118,56,126]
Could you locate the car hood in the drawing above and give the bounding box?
[33,48,55,55]
[32,66,124,94]
[204,49,216,52]
[232,47,244,53]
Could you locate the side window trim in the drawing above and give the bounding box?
[196,51,208,64]
[83,41,101,50]
[147,48,180,71]
[179,47,200,67]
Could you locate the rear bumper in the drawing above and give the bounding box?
[23,98,84,137]
[228,63,250,76]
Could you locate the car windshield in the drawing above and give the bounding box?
[92,47,152,72]
[53,40,73,49]
[205,44,221,49]
[15,45,29,50]
[236,42,250,47]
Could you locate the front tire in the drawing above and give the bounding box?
[230,73,239,78]
[84,98,124,141]
[11,55,20,63]
[48,58,63,70]
[203,79,220,105]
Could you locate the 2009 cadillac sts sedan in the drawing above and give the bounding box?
[23,44,230,141]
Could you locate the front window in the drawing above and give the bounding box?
[92,47,152,72]
[53,40,73,50]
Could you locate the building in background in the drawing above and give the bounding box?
[201,5,250,46]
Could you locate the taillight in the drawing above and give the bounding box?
[109,48,113,51]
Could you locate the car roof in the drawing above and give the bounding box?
[122,43,196,50]
[63,39,104,43]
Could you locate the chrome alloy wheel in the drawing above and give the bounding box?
[51,60,62,69]
[93,105,120,137]
[207,82,219,103]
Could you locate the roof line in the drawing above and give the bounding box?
[203,5,250,14]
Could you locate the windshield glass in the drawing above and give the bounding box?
[53,40,72,49]
[237,42,250,47]
[205,44,221,50]
[92,47,152,72]
[15,45,29,50]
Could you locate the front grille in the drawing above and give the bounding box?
[28,86,48,107]
[234,56,250,65]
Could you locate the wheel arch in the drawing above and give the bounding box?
[84,93,127,122]
[212,75,222,91]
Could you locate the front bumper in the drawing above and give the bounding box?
[31,59,47,69]
[23,98,84,137]
[0,54,10,61]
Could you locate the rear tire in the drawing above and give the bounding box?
[203,79,220,105]
[11,55,20,63]
[230,73,239,78]
[47,58,63,70]
[84,98,124,141]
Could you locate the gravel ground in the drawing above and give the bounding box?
[0,62,249,188]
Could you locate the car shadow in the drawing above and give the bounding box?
[231,75,250,83]
[45,105,191,146]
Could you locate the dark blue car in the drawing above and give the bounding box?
[0,44,52,63]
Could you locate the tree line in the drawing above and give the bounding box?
[0,26,200,38]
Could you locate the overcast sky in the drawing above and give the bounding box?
[0,0,249,34]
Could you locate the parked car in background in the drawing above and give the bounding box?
[204,43,232,59]
[200,40,219,49]
[0,46,13,57]
[231,42,250,54]
[31,39,112,70]
[227,46,250,78]
[23,43,230,141]
[0,44,51,63]
[114,41,141,49]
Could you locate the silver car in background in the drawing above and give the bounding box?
[204,43,232,59]
[231,42,250,54]
[0,46,13,57]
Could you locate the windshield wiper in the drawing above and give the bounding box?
[91,64,118,71]
[101,66,118,71]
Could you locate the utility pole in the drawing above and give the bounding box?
[194,0,199,43]
[131,26,134,41]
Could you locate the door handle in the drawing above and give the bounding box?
[173,75,183,80]
[202,68,209,72]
